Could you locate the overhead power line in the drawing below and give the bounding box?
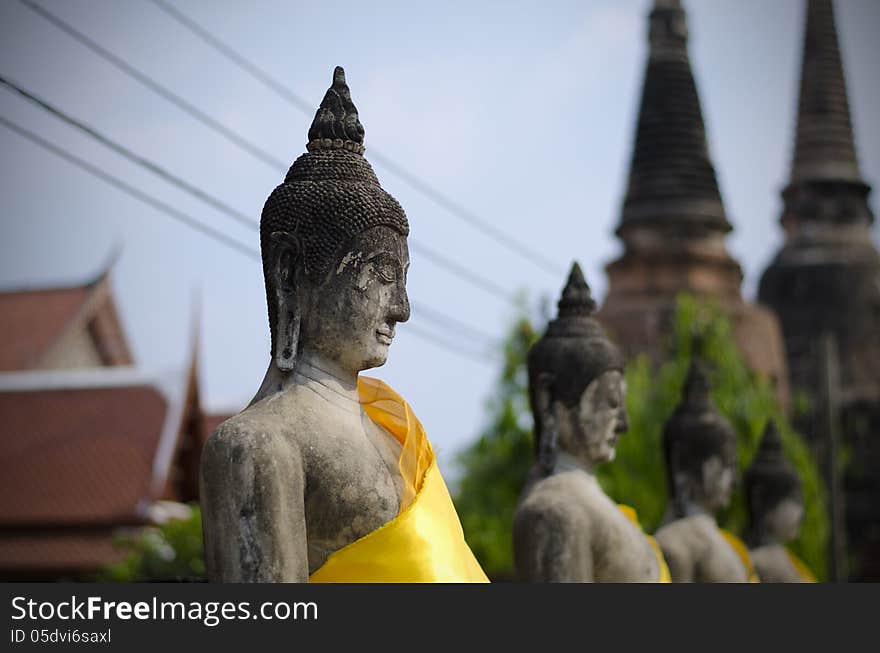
[0,73,514,307]
[407,240,514,303]
[20,0,563,278]
[18,0,285,171]
[401,323,497,362]
[0,114,258,260]
[0,113,500,362]
[0,73,255,232]
[148,0,563,276]
[147,0,314,116]
[12,3,519,306]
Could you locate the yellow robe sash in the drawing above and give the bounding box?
[720,529,761,583]
[617,504,671,583]
[309,376,489,583]
[786,548,817,583]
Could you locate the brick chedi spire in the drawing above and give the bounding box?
[758,0,880,581]
[790,0,862,184]
[759,0,878,400]
[600,0,789,407]
[620,0,730,234]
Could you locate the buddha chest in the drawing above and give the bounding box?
[296,406,405,573]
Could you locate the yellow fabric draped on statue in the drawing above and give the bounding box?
[617,504,671,583]
[786,548,817,583]
[719,529,761,583]
[309,376,489,583]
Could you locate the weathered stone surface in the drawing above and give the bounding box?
[744,421,809,582]
[513,264,660,582]
[654,360,749,582]
[200,67,411,582]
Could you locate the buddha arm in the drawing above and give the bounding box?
[514,505,593,582]
[200,425,308,582]
[656,533,694,583]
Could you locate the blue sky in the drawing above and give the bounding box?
[1,0,878,481]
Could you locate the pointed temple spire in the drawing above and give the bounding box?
[758,0,880,581]
[790,0,861,183]
[620,0,729,232]
[600,1,789,413]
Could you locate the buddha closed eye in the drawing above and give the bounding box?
[368,252,405,285]
[300,225,410,374]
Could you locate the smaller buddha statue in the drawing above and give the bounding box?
[744,420,816,582]
[654,359,758,582]
[512,263,669,582]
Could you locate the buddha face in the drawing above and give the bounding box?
[764,496,804,543]
[697,452,736,512]
[300,225,410,373]
[559,370,628,466]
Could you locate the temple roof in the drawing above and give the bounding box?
[619,0,729,232]
[0,261,133,371]
[0,379,168,526]
[0,285,91,370]
[790,0,862,184]
[0,366,194,526]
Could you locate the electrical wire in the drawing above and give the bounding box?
[20,0,563,277]
[0,113,501,361]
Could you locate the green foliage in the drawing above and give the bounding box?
[453,307,540,579]
[454,293,830,581]
[98,505,205,582]
[598,295,828,579]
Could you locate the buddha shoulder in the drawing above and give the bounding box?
[530,467,599,496]
[750,545,803,582]
[655,516,715,558]
[517,471,596,522]
[202,405,305,480]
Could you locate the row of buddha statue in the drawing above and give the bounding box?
[513,263,814,583]
[200,67,815,583]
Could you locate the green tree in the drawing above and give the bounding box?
[98,505,205,582]
[454,293,829,580]
[453,307,540,580]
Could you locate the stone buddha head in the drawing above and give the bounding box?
[744,420,803,546]
[260,67,410,377]
[662,359,737,517]
[527,263,628,474]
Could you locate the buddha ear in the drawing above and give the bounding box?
[271,231,302,373]
[534,373,554,419]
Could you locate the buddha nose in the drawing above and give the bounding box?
[388,281,410,323]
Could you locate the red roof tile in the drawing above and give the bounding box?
[0,529,127,578]
[0,385,168,525]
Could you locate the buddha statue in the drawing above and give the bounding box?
[512,263,669,582]
[745,421,816,582]
[200,67,487,583]
[654,360,758,582]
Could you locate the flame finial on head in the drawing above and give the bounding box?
[744,420,802,533]
[681,358,712,411]
[556,262,597,318]
[754,420,785,463]
[307,66,366,155]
